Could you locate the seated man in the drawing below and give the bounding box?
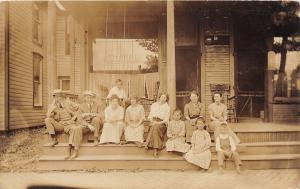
[77,90,104,145]
[45,89,77,147]
[66,91,105,159]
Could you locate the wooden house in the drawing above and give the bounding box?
[0,1,299,131]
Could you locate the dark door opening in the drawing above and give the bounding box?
[175,47,200,110]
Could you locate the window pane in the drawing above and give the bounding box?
[65,16,71,55]
[32,2,42,44]
[62,80,70,91]
[33,53,43,106]
[33,22,38,40]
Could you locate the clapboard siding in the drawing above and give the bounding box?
[201,17,233,122]
[0,3,6,130]
[204,45,231,121]
[8,2,48,129]
[56,15,86,94]
[56,16,71,77]
[273,104,300,122]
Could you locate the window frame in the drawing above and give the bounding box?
[33,52,43,107]
[65,16,71,55]
[32,2,43,46]
[58,76,71,92]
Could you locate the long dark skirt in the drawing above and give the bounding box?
[144,123,167,150]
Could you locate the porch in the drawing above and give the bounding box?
[38,121,300,171]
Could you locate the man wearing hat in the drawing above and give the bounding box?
[75,90,104,145]
[45,89,77,146]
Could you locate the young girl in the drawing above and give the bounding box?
[184,117,211,171]
[166,109,190,153]
[216,122,242,174]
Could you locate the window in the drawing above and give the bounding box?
[58,76,71,91]
[65,16,71,55]
[33,53,43,107]
[32,2,43,45]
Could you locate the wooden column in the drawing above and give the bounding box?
[229,18,235,97]
[158,14,167,94]
[199,18,206,110]
[4,2,9,130]
[46,1,57,101]
[84,24,89,90]
[167,0,176,110]
[264,69,274,122]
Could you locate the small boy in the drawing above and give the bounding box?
[215,122,242,174]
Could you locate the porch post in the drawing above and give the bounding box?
[167,0,176,110]
[3,2,9,130]
[264,51,276,122]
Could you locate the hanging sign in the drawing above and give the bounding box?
[93,39,155,71]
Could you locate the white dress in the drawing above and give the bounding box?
[184,129,212,169]
[99,106,124,144]
[166,120,190,153]
[124,104,145,143]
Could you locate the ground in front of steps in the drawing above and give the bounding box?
[0,169,299,189]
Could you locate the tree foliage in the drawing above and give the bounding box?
[136,39,159,53]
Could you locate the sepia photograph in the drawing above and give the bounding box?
[0,0,300,188]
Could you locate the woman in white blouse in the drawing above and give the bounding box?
[124,96,145,146]
[99,95,125,144]
[144,93,170,157]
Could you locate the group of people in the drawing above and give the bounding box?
[45,79,242,173]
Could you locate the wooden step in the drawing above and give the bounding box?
[44,127,300,144]
[38,154,300,171]
[44,131,300,144]
[42,141,300,156]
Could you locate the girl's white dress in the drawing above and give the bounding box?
[166,120,190,153]
[184,129,212,169]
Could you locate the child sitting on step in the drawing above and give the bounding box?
[184,117,211,171]
[166,109,190,153]
[216,122,242,174]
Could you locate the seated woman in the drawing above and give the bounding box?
[184,117,211,171]
[166,109,190,153]
[124,96,145,147]
[208,92,240,144]
[216,122,242,174]
[99,95,125,144]
[184,91,204,143]
[144,93,170,157]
